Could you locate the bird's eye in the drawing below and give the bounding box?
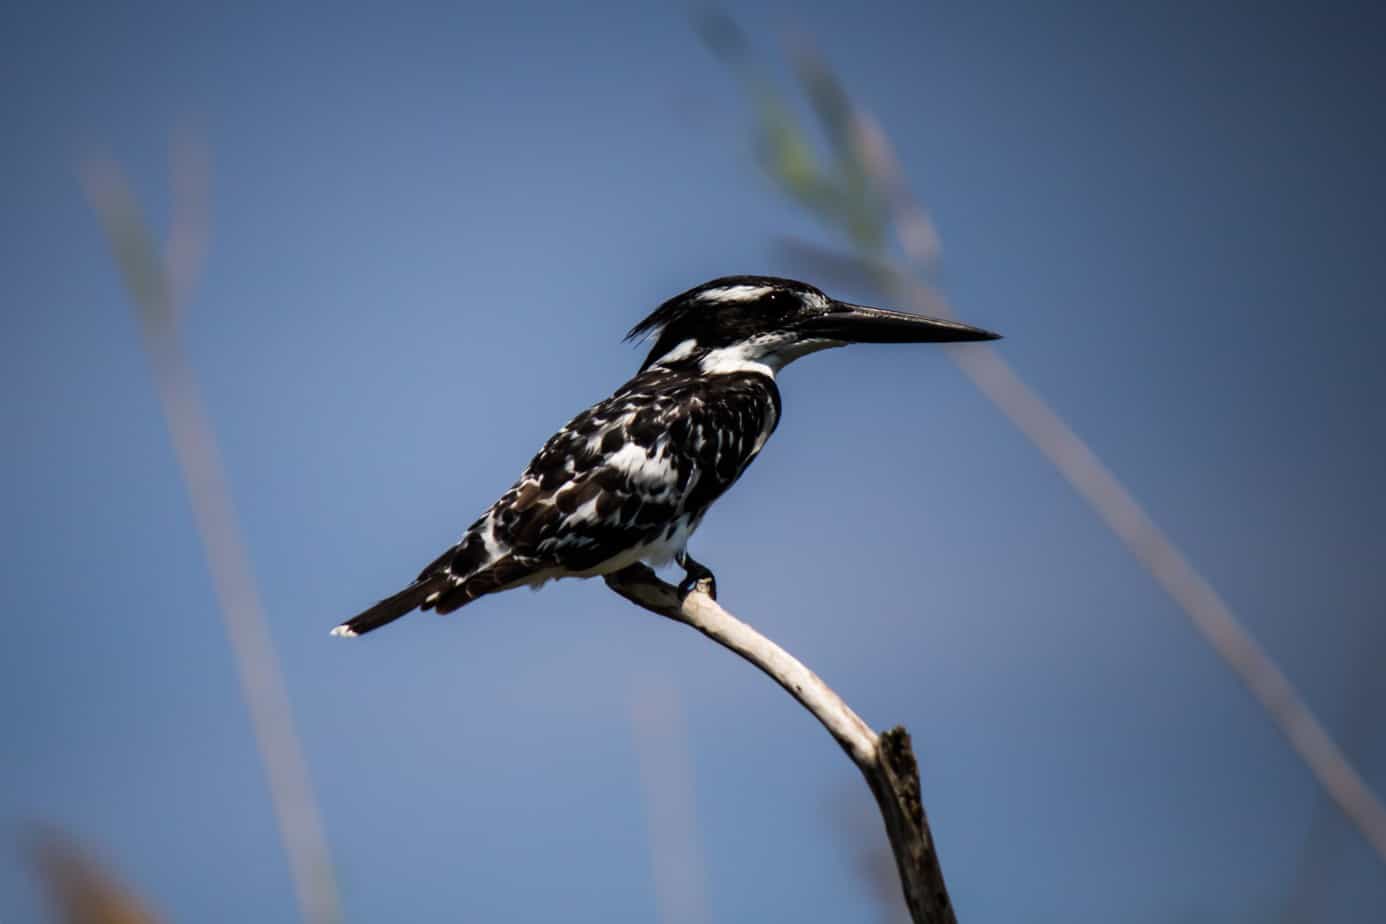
[763,290,797,320]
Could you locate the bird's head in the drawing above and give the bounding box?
[626,275,999,375]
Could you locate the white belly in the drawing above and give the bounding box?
[589,513,700,575]
[516,513,701,590]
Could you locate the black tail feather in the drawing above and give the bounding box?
[429,556,537,614]
[331,578,443,637]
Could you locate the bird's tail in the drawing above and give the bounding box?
[330,578,445,638]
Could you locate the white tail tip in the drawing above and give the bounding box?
[329,625,358,638]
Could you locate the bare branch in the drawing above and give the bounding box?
[605,565,957,924]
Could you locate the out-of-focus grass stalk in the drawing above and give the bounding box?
[630,676,709,924]
[697,14,1386,868]
[29,829,164,924]
[1280,617,1385,920]
[81,144,342,924]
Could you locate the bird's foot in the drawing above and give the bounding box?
[675,551,717,601]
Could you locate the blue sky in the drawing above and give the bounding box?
[3,2,1384,921]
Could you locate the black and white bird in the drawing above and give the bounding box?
[332,276,997,637]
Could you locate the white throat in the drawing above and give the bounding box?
[695,334,842,377]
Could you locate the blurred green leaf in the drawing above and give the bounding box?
[751,91,827,200]
[695,11,888,251]
[788,44,888,249]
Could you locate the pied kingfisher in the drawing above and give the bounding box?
[332,276,997,637]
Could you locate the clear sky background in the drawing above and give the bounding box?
[3,1,1384,921]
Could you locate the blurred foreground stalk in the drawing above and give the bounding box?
[30,831,163,924]
[698,12,1386,872]
[630,677,710,924]
[81,144,342,924]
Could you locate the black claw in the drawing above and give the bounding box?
[675,552,718,600]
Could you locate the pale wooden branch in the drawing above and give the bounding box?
[605,565,956,924]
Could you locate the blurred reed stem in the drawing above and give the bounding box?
[82,142,343,924]
[698,11,1386,868]
[30,829,165,924]
[630,676,710,924]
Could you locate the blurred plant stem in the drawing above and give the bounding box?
[29,830,163,924]
[630,676,709,924]
[697,12,1386,870]
[81,142,342,924]
[1280,617,1386,920]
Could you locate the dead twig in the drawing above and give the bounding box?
[606,565,956,924]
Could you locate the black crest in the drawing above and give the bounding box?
[626,275,827,371]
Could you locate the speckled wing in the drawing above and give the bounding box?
[423,367,781,612]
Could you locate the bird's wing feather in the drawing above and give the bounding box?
[441,369,780,578]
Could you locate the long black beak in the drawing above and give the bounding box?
[801,300,1000,344]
